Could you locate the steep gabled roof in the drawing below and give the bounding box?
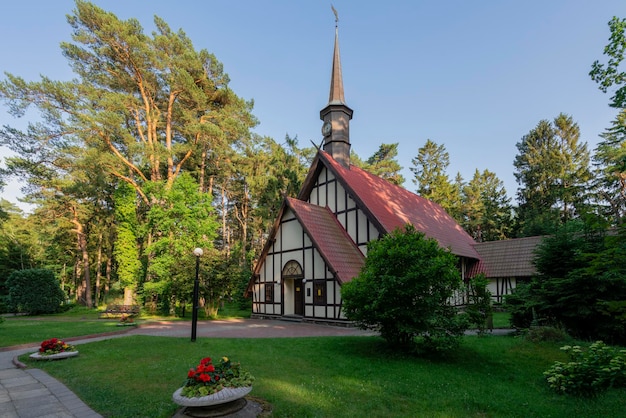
[471,236,543,278]
[286,197,364,284]
[300,150,480,260]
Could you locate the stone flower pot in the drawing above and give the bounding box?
[29,351,79,361]
[171,386,252,407]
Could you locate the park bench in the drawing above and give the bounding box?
[99,304,140,318]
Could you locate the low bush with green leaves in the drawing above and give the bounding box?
[6,269,66,314]
[544,341,626,396]
[525,325,570,343]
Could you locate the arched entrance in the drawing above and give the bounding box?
[282,260,304,316]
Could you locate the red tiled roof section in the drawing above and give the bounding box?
[472,236,543,278]
[286,198,365,284]
[319,151,480,259]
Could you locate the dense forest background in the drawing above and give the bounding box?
[1,3,626,316]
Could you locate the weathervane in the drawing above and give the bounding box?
[331,5,338,27]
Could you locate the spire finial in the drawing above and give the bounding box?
[331,5,338,27]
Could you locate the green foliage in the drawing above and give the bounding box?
[359,142,405,186]
[143,173,218,308]
[113,182,141,295]
[410,140,462,220]
[590,17,626,223]
[513,114,592,236]
[0,201,41,287]
[464,274,493,335]
[6,269,66,314]
[181,356,254,397]
[462,169,513,241]
[504,281,535,329]
[592,111,626,224]
[409,141,512,239]
[544,341,626,397]
[590,16,626,109]
[525,326,570,343]
[0,1,260,312]
[506,221,626,344]
[342,224,467,352]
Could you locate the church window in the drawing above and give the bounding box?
[265,283,274,302]
[313,281,326,305]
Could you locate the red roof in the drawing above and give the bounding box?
[317,151,480,259]
[286,198,365,284]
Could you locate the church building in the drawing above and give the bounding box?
[245,22,489,324]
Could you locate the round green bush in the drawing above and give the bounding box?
[6,269,66,314]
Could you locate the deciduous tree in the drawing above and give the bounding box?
[342,224,467,353]
[590,16,626,109]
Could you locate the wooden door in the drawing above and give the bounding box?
[294,278,304,316]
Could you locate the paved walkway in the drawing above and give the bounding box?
[0,319,378,417]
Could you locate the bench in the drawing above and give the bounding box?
[99,305,140,318]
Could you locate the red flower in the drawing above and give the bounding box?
[200,357,212,365]
[187,369,195,378]
[206,365,215,372]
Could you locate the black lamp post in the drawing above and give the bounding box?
[191,247,203,342]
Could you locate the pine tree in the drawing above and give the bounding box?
[410,140,461,220]
[513,114,591,236]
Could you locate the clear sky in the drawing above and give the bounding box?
[1,0,625,211]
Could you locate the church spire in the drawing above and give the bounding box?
[320,6,353,168]
[328,22,345,104]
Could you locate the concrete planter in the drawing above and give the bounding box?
[29,351,79,361]
[172,386,252,407]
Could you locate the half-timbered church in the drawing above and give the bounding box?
[246,23,489,324]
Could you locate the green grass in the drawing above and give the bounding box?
[0,317,126,348]
[18,335,626,418]
[1,303,251,348]
[491,311,511,329]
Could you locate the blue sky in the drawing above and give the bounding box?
[1,1,625,211]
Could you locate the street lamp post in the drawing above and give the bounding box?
[191,247,203,342]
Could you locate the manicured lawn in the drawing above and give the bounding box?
[0,303,251,348]
[19,335,626,418]
[491,310,512,328]
[0,317,125,348]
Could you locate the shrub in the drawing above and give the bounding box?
[342,224,467,353]
[464,274,493,335]
[544,341,626,396]
[506,222,626,344]
[525,325,570,343]
[6,269,66,314]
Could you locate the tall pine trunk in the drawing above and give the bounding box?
[71,209,92,308]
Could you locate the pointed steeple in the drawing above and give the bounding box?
[320,9,353,168]
[328,26,346,105]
